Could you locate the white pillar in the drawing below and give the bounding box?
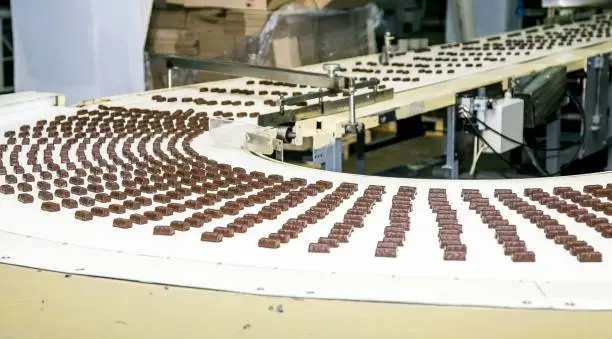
[10,0,153,105]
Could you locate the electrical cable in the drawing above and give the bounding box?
[469,137,487,178]
[458,105,584,152]
[546,94,586,175]
[463,120,512,178]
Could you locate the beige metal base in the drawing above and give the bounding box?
[1,263,610,339]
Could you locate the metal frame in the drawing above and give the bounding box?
[451,54,612,177]
[442,105,459,179]
[166,56,371,170]
[544,53,612,173]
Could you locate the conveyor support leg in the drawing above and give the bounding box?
[583,54,610,157]
[355,130,365,174]
[442,105,459,179]
[546,113,561,174]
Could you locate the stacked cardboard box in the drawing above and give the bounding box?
[147,7,270,58]
[147,7,273,86]
[168,0,293,11]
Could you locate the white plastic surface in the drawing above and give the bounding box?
[2,15,612,311]
[0,103,611,310]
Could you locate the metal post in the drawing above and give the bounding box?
[582,54,609,156]
[606,55,612,170]
[545,112,561,174]
[442,105,459,179]
[355,130,365,174]
[348,79,357,127]
[596,53,610,153]
[273,139,284,162]
[167,68,173,89]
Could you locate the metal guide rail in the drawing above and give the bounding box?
[165,55,391,128]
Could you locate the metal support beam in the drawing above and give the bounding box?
[442,105,459,179]
[582,54,610,157]
[312,139,343,172]
[355,130,365,174]
[545,113,561,174]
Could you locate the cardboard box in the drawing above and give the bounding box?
[149,9,187,29]
[185,8,226,29]
[172,0,293,11]
[198,32,243,56]
[147,29,198,54]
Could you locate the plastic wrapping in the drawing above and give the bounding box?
[229,3,383,65]
[146,3,383,89]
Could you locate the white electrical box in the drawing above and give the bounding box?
[482,97,524,154]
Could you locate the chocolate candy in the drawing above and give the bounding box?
[308,243,330,253]
[201,231,223,242]
[91,207,110,217]
[258,238,280,249]
[0,184,14,195]
[61,198,78,209]
[75,210,93,221]
[113,218,133,229]
[41,201,61,212]
[17,193,34,204]
[153,226,175,236]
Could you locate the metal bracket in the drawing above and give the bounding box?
[378,110,397,124]
[279,78,380,107]
[258,88,394,126]
[273,139,284,162]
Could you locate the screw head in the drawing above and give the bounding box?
[323,63,340,75]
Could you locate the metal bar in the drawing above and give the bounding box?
[348,79,357,126]
[280,79,379,106]
[355,130,365,174]
[442,105,459,179]
[582,54,610,158]
[258,88,394,126]
[167,68,173,89]
[166,55,346,90]
[582,56,597,156]
[545,114,561,174]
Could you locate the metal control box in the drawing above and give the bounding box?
[482,97,525,154]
